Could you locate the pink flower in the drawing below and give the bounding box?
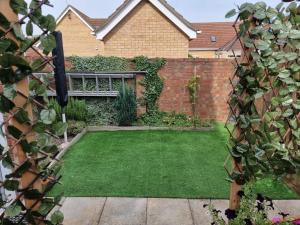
[293,219,300,225]
[272,217,282,223]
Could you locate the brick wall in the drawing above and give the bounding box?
[157,58,234,122]
[103,1,189,58]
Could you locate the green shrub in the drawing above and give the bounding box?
[67,120,86,136]
[50,97,88,121]
[139,111,211,128]
[86,98,118,126]
[114,86,137,126]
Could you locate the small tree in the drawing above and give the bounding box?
[187,68,200,129]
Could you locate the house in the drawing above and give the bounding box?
[52,0,241,58]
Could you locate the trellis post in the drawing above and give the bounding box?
[0,0,43,212]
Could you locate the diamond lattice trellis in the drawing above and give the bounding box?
[225,1,300,205]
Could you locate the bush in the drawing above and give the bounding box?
[114,86,137,126]
[67,120,86,136]
[50,97,88,122]
[139,111,211,128]
[86,98,118,126]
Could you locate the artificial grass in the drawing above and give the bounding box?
[53,124,298,199]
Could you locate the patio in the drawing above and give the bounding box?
[59,197,300,225]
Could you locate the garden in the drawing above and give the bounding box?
[0,0,299,225]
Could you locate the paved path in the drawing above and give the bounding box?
[59,197,300,225]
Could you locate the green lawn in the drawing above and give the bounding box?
[53,124,297,199]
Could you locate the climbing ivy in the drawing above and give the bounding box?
[68,55,130,72]
[134,56,166,114]
[226,0,300,192]
[0,0,66,224]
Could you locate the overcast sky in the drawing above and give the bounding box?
[42,0,281,22]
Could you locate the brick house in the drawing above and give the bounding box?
[51,0,241,58]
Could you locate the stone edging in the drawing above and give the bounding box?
[87,126,214,132]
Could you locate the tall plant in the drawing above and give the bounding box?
[115,86,137,126]
[226,0,300,194]
[0,0,66,224]
[187,71,200,129]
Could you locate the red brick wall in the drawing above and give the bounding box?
[157,58,234,122]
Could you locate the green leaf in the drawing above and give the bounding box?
[282,97,293,106]
[3,179,19,191]
[225,9,237,18]
[289,63,300,73]
[26,21,33,36]
[257,40,270,51]
[285,52,298,61]
[0,95,15,113]
[51,210,64,224]
[289,30,300,39]
[5,203,22,217]
[20,140,35,153]
[31,58,46,71]
[6,160,32,178]
[40,15,56,32]
[7,125,22,139]
[40,109,56,125]
[3,84,16,100]
[0,12,10,30]
[12,24,25,40]
[42,145,58,154]
[293,100,300,110]
[2,155,13,169]
[52,122,68,136]
[14,108,30,124]
[0,40,11,53]
[254,2,267,9]
[0,53,30,69]
[253,9,266,20]
[24,189,43,199]
[10,0,28,15]
[278,69,291,79]
[282,108,293,117]
[276,2,284,11]
[41,34,56,54]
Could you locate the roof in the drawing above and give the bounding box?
[189,22,241,50]
[95,0,197,40]
[56,5,240,51]
[56,5,107,31]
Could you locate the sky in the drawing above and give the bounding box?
[41,0,281,23]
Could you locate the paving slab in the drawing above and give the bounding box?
[268,200,300,219]
[99,197,147,225]
[60,197,106,225]
[189,199,229,225]
[147,198,193,225]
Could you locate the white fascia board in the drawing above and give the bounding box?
[96,0,197,40]
[57,6,94,32]
[149,0,196,39]
[96,0,141,40]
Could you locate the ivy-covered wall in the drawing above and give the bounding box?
[25,53,236,121]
